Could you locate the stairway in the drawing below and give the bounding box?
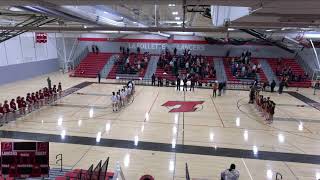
[259,59,279,84]
[214,58,227,82]
[222,58,239,81]
[144,56,159,79]
[100,55,117,78]
[251,59,268,83]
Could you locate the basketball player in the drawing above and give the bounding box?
[111,92,118,112]
[26,93,33,113]
[10,99,17,113]
[20,97,27,115]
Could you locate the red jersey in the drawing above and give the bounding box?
[0,106,4,114]
[26,96,32,103]
[58,85,62,91]
[17,99,22,108]
[3,104,10,113]
[32,95,37,102]
[21,100,27,108]
[40,93,44,99]
[10,101,16,110]
[44,91,49,97]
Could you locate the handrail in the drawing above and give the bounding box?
[69,47,89,71]
[56,154,63,172]
[113,161,126,180]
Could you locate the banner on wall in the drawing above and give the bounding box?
[35,32,47,43]
[128,43,206,51]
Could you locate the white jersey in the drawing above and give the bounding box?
[111,95,117,102]
[221,169,240,180]
[120,91,125,99]
[127,87,132,95]
[116,95,121,102]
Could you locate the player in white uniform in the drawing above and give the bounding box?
[120,89,126,107]
[111,92,118,112]
[116,91,121,109]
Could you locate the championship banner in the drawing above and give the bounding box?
[36,32,47,43]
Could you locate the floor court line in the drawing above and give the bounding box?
[1,130,320,165]
[241,158,254,180]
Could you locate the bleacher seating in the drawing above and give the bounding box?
[155,67,176,81]
[267,58,311,88]
[155,56,217,83]
[71,53,113,78]
[107,53,150,79]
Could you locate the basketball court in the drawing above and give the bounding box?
[0,72,320,179]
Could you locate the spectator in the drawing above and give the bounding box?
[97,72,101,84]
[221,164,239,180]
[151,74,156,86]
[271,80,276,93]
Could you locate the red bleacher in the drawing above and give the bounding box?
[267,58,311,88]
[71,53,113,78]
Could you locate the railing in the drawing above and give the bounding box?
[112,161,126,180]
[295,52,315,77]
[114,76,259,90]
[56,154,63,172]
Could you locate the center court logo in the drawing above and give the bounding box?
[162,101,204,113]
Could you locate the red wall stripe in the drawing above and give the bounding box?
[78,37,208,44]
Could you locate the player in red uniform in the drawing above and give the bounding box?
[52,85,57,101]
[3,100,10,123]
[26,93,33,113]
[10,99,17,112]
[17,96,22,114]
[58,82,62,97]
[39,90,44,106]
[31,93,38,109]
[0,103,4,123]
[20,97,27,115]
[44,88,49,104]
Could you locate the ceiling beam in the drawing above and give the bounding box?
[252,12,320,19]
[231,21,320,28]
[0,25,228,32]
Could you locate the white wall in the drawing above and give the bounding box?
[0,32,58,67]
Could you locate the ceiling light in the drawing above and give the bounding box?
[84,25,87,29]
[168,4,176,7]
[265,29,273,32]
[175,17,181,20]
[133,22,137,24]
[8,7,24,12]
[172,11,178,15]
[228,28,235,31]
